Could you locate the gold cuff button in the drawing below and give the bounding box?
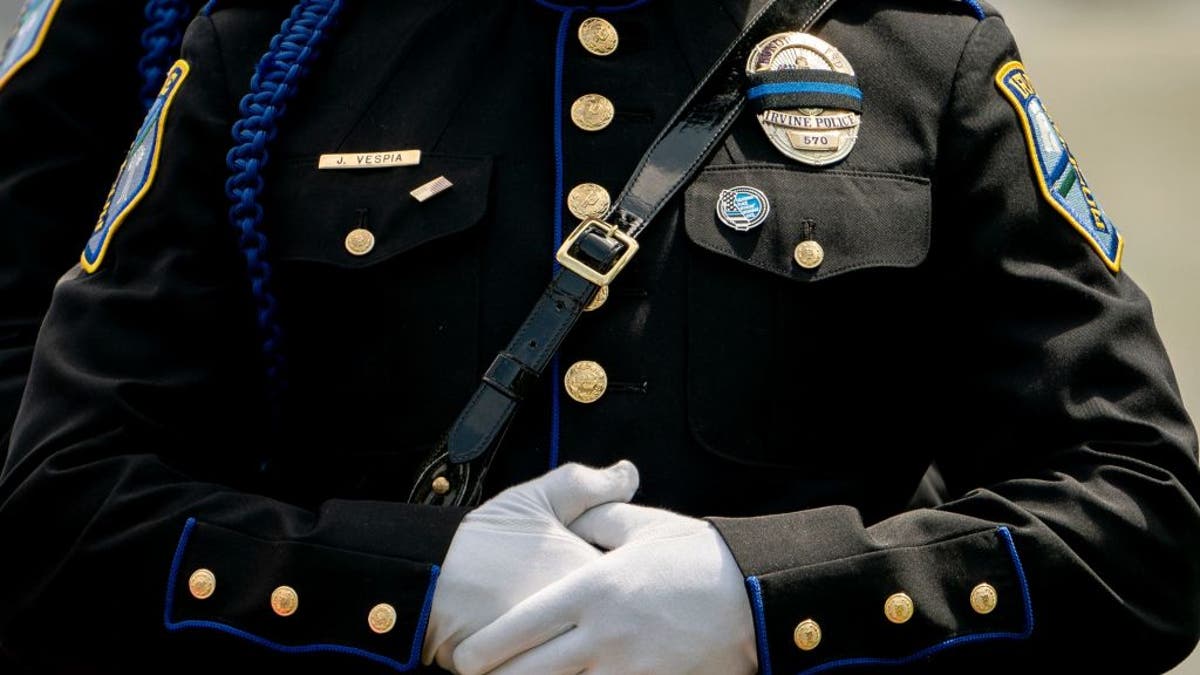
[432,476,452,496]
[564,360,608,404]
[368,603,398,635]
[271,585,300,617]
[571,94,615,132]
[970,583,998,615]
[793,619,822,651]
[794,240,825,270]
[884,592,914,625]
[578,17,619,56]
[584,285,610,312]
[188,568,216,600]
[345,228,376,257]
[568,182,612,221]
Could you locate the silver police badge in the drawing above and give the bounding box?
[746,33,861,166]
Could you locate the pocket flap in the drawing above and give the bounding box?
[684,166,931,281]
[267,154,492,269]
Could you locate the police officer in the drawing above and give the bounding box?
[0,0,198,453]
[1,0,1198,673]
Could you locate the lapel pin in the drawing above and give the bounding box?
[411,176,454,203]
[717,186,771,232]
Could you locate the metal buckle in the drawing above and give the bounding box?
[555,219,640,287]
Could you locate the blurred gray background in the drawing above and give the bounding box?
[1,0,1198,672]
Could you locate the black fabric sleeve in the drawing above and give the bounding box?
[0,14,465,674]
[0,0,147,449]
[710,14,1200,675]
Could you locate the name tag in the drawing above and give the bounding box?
[317,150,421,170]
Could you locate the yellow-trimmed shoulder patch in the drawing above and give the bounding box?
[83,60,190,274]
[995,61,1123,273]
[0,0,64,91]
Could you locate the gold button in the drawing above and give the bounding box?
[564,360,608,404]
[188,568,216,600]
[793,619,822,651]
[567,182,611,221]
[578,17,619,56]
[368,603,398,635]
[571,94,615,132]
[584,285,610,312]
[884,592,914,625]
[794,240,825,269]
[271,585,300,617]
[432,476,451,496]
[345,228,376,256]
[970,583,998,615]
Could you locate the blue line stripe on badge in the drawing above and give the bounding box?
[747,82,863,102]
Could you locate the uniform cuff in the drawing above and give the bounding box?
[714,520,1032,675]
[163,517,455,672]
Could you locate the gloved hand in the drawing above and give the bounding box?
[423,461,640,671]
[452,502,758,675]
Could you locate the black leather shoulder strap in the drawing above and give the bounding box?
[410,0,841,506]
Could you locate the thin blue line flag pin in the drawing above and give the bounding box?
[717,186,771,232]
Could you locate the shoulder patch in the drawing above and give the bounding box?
[0,0,63,90]
[996,61,1123,273]
[83,60,190,273]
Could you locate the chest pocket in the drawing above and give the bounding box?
[261,154,493,479]
[683,165,933,471]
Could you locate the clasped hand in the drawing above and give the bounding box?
[425,461,756,675]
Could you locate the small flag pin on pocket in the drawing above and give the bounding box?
[410,176,454,203]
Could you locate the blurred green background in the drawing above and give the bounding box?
[1,0,1197,671]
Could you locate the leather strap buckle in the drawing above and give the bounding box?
[555,219,640,287]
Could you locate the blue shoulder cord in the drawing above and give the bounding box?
[138,0,193,111]
[224,0,345,414]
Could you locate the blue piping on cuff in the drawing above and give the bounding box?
[164,517,441,672]
[200,0,217,15]
[746,576,774,675]
[789,526,1033,675]
[963,0,986,20]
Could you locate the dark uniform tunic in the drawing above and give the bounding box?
[1,0,1198,673]
[0,0,195,451]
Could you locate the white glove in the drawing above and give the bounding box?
[452,502,758,675]
[423,461,640,671]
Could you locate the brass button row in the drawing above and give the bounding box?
[793,584,999,653]
[560,17,620,402]
[187,568,398,634]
